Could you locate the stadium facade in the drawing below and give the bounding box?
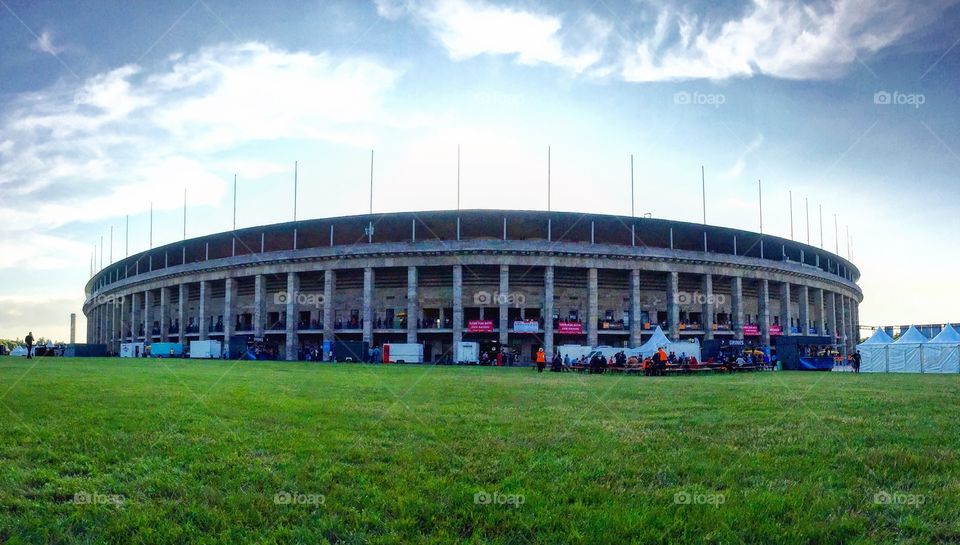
[83,210,862,361]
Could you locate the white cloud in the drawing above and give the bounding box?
[381,0,952,82]
[30,29,64,55]
[0,42,403,233]
[382,0,611,73]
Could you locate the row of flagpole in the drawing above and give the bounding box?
[89,148,855,277]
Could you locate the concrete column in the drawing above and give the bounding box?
[814,288,825,336]
[120,295,128,342]
[587,268,599,346]
[798,286,810,336]
[143,290,152,341]
[406,266,418,343]
[323,270,335,344]
[452,265,463,362]
[285,272,298,361]
[362,267,374,347]
[130,292,139,341]
[839,296,848,355]
[199,280,210,341]
[223,278,235,354]
[702,274,714,340]
[779,282,792,336]
[759,279,771,347]
[254,275,265,338]
[853,300,860,346]
[544,266,555,358]
[732,276,744,340]
[629,269,641,347]
[667,271,680,341]
[160,287,170,342]
[178,283,187,342]
[499,265,509,347]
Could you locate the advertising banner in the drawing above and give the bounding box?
[467,320,494,333]
[513,320,539,334]
[558,322,583,335]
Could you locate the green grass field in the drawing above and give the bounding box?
[0,357,957,544]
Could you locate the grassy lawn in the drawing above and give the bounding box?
[0,356,958,544]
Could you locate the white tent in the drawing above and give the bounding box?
[888,326,927,373]
[634,327,701,361]
[9,345,28,357]
[921,325,960,374]
[857,328,894,373]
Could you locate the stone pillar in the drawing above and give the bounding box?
[759,279,771,347]
[702,274,714,340]
[630,269,641,347]
[499,265,509,348]
[798,286,810,336]
[199,280,210,341]
[120,295,128,342]
[406,266,418,343]
[667,271,680,341]
[779,282,792,336]
[178,284,187,342]
[143,290,153,341]
[285,272,298,361]
[323,270,335,344]
[362,267,374,347]
[254,275,265,338]
[814,288,825,336]
[160,287,170,342]
[839,296,848,355]
[223,278,235,354]
[852,299,860,346]
[130,292,140,341]
[587,268,599,346]
[732,276,744,340]
[452,265,463,362]
[544,266,555,358]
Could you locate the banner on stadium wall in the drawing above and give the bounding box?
[513,320,539,333]
[742,324,759,336]
[558,321,583,335]
[467,320,494,333]
[769,324,783,336]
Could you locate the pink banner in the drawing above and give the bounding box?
[467,320,494,333]
[558,322,583,335]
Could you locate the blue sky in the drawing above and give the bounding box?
[1,0,959,341]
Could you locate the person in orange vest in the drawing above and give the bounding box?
[535,347,546,373]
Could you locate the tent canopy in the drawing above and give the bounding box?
[928,324,960,344]
[638,326,672,352]
[860,328,894,346]
[895,326,928,344]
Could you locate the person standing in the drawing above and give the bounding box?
[535,347,546,373]
[852,350,861,373]
[24,332,34,359]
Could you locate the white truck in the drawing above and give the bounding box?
[456,341,480,364]
[189,340,222,359]
[382,343,424,364]
[120,342,145,358]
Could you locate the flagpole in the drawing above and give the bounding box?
[758,179,763,234]
[547,145,551,212]
[109,226,113,265]
[149,202,153,249]
[789,190,794,240]
[457,144,461,211]
[293,160,298,222]
[630,154,635,217]
[233,174,237,231]
[183,188,187,240]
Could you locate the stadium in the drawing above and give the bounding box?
[83,209,862,363]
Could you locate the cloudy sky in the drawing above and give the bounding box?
[1,0,958,341]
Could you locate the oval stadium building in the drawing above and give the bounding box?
[83,210,862,361]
